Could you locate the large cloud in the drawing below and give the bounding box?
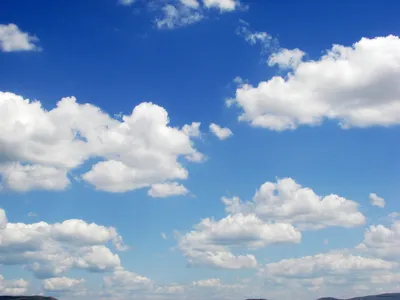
[229,35,400,130]
[222,178,366,229]
[0,91,202,193]
[0,208,124,278]
[177,213,300,269]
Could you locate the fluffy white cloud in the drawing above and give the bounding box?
[42,277,85,292]
[230,35,400,130]
[0,24,40,52]
[202,0,238,11]
[0,91,201,193]
[182,122,201,137]
[369,193,385,208]
[177,213,300,269]
[0,275,29,295]
[0,163,70,192]
[103,267,153,291]
[0,208,125,278]
[261,252,395,278]
[222,178,366,229]
[209,123,233,140]
[357,220,400,260]
[148,182,189,198]
[268,48,305,70]
[161,232,168,239]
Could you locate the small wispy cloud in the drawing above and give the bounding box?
[236,19,279,55]
[120,0,242,30]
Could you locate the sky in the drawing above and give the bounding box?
[0,0,400,299]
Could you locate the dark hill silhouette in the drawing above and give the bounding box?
[318,293,400,300]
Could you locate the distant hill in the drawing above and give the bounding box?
[318,293,400,300]
[0,297,58,300]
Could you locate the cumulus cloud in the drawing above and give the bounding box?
[229,35,400,130]
[222,178,366,229]
[148,182,189,198]
[0,275,29,296]
[261,252,395,278]
[0,24,40,52]
[209,123,233,140]
[177,213,300,269]
[357,220,400,260]
[369,193,385,208]
[42,277,85,292]
[103,267,153,291]
[268,48,305,70]
[0,91,201,194]
[0,208,125,278]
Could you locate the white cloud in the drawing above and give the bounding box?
[155,284,185,294]
[209,123,233,140]
[177,213,300,269]
[236,20,277,55]
[369,193,385,208]
[0,91,201,194]
[180,0,200,9]
[0,208,7,229]
[261,252,395,278]
[0,23,40,52]
[182,122,201,137]
[42,277,85,292]
[357,220,400,260]
[268,48,305,70]
[0,208,125,278]
[222,178,366,229]
[229,35,400,131]
[0,163,70,192]
[202,0,238,11]
[192,278,221,287]
[155,4,203,29]
[0,275,29,295]
[103,267,153,291]
[148,182,189,198]
[161,232,167,239]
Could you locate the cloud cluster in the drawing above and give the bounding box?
[0,207,124,278]
[0,23,40,52]
[42,277,85,293]
[0,275,29,296]
[222,178,366,229]
[0,91,202,193]
[230,35,400,130]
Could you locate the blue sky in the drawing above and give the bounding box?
[0,0,400,299]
